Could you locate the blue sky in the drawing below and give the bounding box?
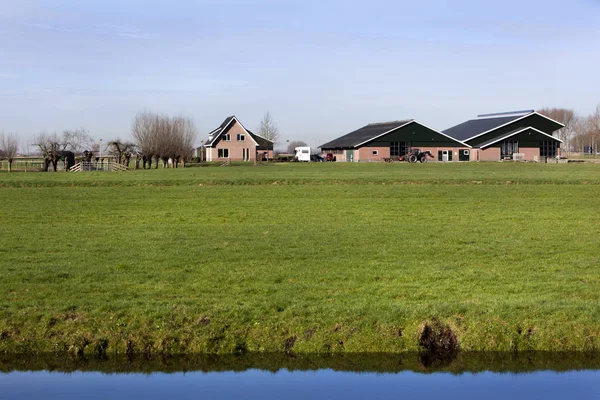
[1,0,599,148]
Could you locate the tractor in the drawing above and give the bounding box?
[407,149,434,163]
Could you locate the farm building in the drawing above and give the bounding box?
[443,110,564,161]
[197,116,273,162]
[319,120,472,162]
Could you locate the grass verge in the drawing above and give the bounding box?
[1,163,599,355]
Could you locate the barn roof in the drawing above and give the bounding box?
[443,110,564,143]
[319,120,414,149]
[320,119,470,149]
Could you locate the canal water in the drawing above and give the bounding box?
[1,353,599,399]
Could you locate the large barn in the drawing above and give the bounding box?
[443,110,564,161]
[319,120,472,162]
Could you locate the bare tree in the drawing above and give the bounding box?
[167,116,197,167]
[0,133,19,172]
[34,133,69,171]
[89,139,106,160]
[131,110,157,169]
[538,108,576,155]
[257,111,280,145]
[107,139,136,166]
[180,117,197,167]
[62,128,91,155]
[131,110,197,169]
[287,140,307,154]
[571,105,600,156]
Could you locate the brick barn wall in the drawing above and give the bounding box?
[520,147,540,161]
[358,146,390,161]
[480,147,501,161]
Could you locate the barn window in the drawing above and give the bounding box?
[540,141,557,157]
[390,142,410,157]
[500,140,518,159]
[372,150,379,156]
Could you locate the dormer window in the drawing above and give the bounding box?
[222,134,231,141]
[237,134,245,141]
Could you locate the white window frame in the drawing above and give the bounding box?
[222,134,231,141]
[237,134,245,141]
[372,150,379,156]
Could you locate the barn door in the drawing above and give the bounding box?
[346,149,354,162]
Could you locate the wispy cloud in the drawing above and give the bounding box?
[0,73,19,79]
[24,22,152,39]
[94,23,152,40]
[24,23,81,34]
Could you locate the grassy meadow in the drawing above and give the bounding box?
[1,162,599,355]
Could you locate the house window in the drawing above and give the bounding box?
[500,140,518,159]
[372,150,379,156]
[540,141,557,157]
[218,149,229,158]
[237,134,245,141]
[390,142,410,157]
[222,134,231,141]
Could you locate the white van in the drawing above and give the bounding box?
[295,147,311,162]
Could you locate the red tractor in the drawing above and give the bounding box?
[407,149,434,163]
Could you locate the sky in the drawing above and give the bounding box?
[1,0,599,150]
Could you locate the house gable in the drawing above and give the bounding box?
[207,118,257,148]
[211,120,257,148]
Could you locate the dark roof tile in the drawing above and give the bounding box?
[443,115,523,142]
[320,120,413,148]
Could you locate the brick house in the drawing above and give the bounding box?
[200,116,273,162]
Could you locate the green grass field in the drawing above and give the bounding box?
[1,163,599,355]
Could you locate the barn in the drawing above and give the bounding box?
[443,110,564,161]
[319,120,472,162]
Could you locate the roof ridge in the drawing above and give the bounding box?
[367,119,412,126]
[476,111,533,120]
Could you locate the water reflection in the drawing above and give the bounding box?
[2,368,599,400]
[1,351,599,374]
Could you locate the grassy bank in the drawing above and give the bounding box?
[1,161,600,187]
[1,163,599,355]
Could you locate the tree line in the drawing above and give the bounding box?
[538,105,600,155]
[131,110,197,169]
[0,110,199,172]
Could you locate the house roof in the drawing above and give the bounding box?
[478,127,563,149]
[204,116,236,147]
[320,120,413,149]
[247,130,274,150]
[204,116,273,149]
[443,111,565,143]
